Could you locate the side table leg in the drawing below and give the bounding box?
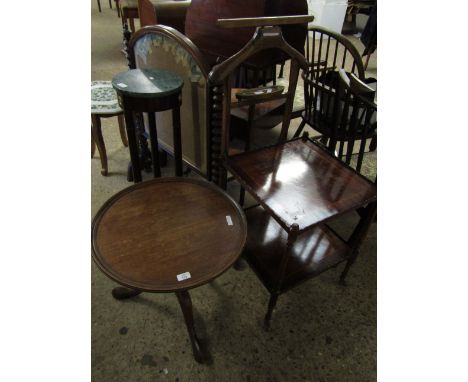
[147,112,161,178]
[172,106,183,177]
[112,287,142,300]
[176,290,207,363]
[123,109,142,183]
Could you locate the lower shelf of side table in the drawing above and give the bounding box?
[243,206,350,293]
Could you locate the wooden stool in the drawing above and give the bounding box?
[91,81,128,176]
[112,68,184,183]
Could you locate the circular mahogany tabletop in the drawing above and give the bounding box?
[92,178,247,292]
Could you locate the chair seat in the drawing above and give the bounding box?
[243,206,349,293]
[91,81,122,115]
[224,137,376,232]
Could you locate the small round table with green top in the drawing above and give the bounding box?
[91,81,129,176]
[112,68,184,183]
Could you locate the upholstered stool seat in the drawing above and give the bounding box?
[91,81,128,176]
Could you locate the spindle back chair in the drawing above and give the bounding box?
[304,69,377,176]
[295,26,366,137]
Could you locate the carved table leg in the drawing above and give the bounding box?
[112,286,142,300]
[91,114,108,176]
[176,290,207,363]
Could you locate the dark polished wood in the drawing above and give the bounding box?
[243,206,349,294]
[208,22,308,187]
[138,0,190,33]
[294,26,368,141]
[296,68,377,175]
[224,136,376,327]
[112,68,184,182]
[92,178,247,292]
[112,286,142,299]
[217,15,313,29]
[209,20,377,329]
[176,290,206,363]
[121,0,139,33]
[226,137,376,233]
[92,177,247,362]
[185,0,309,67]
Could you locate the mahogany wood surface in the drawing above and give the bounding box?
[243,206,349,293]
[217,15,313,29]
[225,137,376,233]
[138,0,190,32]
[185,0,308,67]
[92,178,247,292]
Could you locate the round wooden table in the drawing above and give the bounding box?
[92,178,247,363]
[112,68,184,183]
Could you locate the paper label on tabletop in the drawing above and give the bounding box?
[226,215,233,226]
[177,272,191,282]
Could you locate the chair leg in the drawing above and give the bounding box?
[91,114,108,176]
[364,53,371,70]
[279,63,285,78]
[117,114,128,147]
[264,293,279,331]
[109,0,112,9]
[97,0,101,12]
[369,134,377,152]
[115,0,121,17]
[293,118,307,138]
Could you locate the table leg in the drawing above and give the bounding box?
[91,115,108,176]
[124,109,142,183]
[172,106,183,177]
[147,112,161,178]
[112,286,142,300]
[176,290,207,363]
